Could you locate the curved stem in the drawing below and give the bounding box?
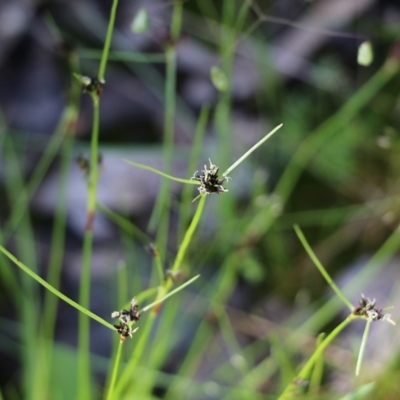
[278,316,353,400]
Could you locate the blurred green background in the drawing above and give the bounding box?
[0,0,400,399]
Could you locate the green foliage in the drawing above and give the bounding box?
[131,8,149,34]
[1,1,400,400]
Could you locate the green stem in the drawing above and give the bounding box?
[278,316,353,400]
[355,320,371,376]
[38,129,75,398]
[223,123,283,176]
[148,1,183,241]
[309,333,326,394]
[77,95,100,400]
[171,195,206,274]
[294,224,353,311]
[0,245,113,329]
[2,109,69,241]
[123,160,197,185]
[141,275,201,312]
[106,341,123,400]
[114,196,206,396]
[98,0,120,80]
[3,135,39,400]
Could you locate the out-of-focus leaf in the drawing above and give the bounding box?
[357,41,373,67]
[240,254,265,284]
[210,66,228,92]
[131,8,149,34]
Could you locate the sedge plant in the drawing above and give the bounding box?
[2,1,399,399]
[277,225,395,400]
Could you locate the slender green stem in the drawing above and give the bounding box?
[153,247,165,285]
[309,332,326,394]
[117,260,128,309]
[171,195,206,275]
[170,0,183,41]
[98,0,120,80]
[38,130,74,398]
[148,0,183,241]
[355,320,371,376]
[2,111,68,241]
[223,123,283,176]
[299,317,352,379]
[141,275,201,312]
[0,245,114,330]
[114,196,206,396]
[106,341,123,400]
[123,159,197,185]
[78,96,100,399]
[278,316,353,400]
[294,224,353,311]
[4,135,39,400]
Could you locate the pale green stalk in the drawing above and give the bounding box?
[117,260,128,310]
[2,124,66,240]
[148,1,183,255]
[3,135,38,400]
[37,57,81,397]
[223,123,283,176]
[278,316,353,400]
[169,195,206,276]
[309,333,326,394]
[77,3,119,390]
[123,159,197,185]
[98,0,119,80]
[0,245,114,330]
[141,275,200,312]
[106,341,123,400]
[34,129,74,399]
[113,196,206,396]
[355,320,371,376]
[212,0,236,221]
[77,96,100,399]
[294,224,353,311]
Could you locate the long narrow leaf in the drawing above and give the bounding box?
[0,245,114,330]
[124,159,198,185]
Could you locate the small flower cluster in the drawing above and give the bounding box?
[111,297,140,341]
[353,294,395,325]
[191,159,230,196]
[79,75,105,96]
